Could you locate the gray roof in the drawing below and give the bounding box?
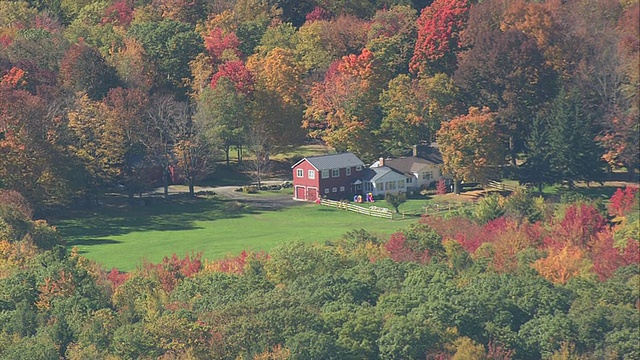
[363,166,405,182]
[293,152,364,170]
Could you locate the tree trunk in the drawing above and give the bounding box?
[225,145,230,167]
[454,180,461,195]
[163,167,169,199]
[189,182,195,197]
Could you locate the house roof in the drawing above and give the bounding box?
[363,166,405,182]
[292,152,365,171]
[380,149,443,176]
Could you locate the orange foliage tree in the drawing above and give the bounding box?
[436,107,504,193]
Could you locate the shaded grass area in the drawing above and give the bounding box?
[54,196,416,271]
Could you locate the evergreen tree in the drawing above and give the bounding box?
[519,114,557,193]
[547,91,604,187]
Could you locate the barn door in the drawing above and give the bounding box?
[295,186,306,200]
[307,188,318,201]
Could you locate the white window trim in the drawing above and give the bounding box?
[332,187,337,193]
[331,168,340,178]
[296,169,303,178]
[340,186,345,192]
[356,165,362,171]
[346,167,351,176]
[308,170,316,179]
[324,188,329,194]
[321,169,329,179]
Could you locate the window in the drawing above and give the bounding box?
[321,169,329,179]
[398,179,405,188]
[406,177,413,183]
[422,171,433,180]
[332,187,337,193]
[356,165,362,171]
[386,181,396,190]
[340,186,345,192]
[346,167,351,176]
[324,188,329,194]
[308,170,316,179]
[331,168,340,177]
[376,182,384,190]
[296,169,303,178]
[365,182,373,192]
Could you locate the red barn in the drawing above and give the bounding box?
[291,153,365,201]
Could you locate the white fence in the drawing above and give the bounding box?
[319,199,394,220]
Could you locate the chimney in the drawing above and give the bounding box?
[413,144,429,158]
[379,157,384,167]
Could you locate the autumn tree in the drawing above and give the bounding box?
[366,5,417,78]
[59,40,120,101]
[126,20,203,95]
[173,112,216,197]
[410,0,470,76]
[244,121,273,189]
[195,77,248,166]
[379,73,457,156]
[66,94,124,200]
[143,94,189,198]
[304,48,384,161]
[0,69,71,206]
[454,29,557,165]
[436,107,504,194]
[247,47,306,149]
[103,87,154,198]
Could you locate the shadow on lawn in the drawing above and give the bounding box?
[53,195,278,246]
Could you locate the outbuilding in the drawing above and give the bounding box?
[291,153,365,201]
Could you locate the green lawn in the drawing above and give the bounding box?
[54,196,417,271]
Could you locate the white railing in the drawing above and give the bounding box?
[319,199,394,220]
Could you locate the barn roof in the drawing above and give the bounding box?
[292,152,364,170]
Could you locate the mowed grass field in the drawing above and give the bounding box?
[53,196,420,271]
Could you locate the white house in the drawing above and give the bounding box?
[363,166,407,197]
[370,144,450,191]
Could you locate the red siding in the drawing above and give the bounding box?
[293,160,365,201]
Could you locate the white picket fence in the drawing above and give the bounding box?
[319,199,394,220]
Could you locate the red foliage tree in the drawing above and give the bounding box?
[210,60,254,94]
[306,7,332,23]
[142,253,203,293]
[608,186,639,217]
[547,204,606,249]
[204,27,241,64]
[410,0,470,76]
[588,229,639,281]
[384,233,431,264]
[102,0,134,26]
[107,268,130,289]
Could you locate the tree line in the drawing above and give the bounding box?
[0,0,637,209]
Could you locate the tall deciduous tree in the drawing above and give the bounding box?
[304,48,384,161]
[436,107,504,194]
[173,114,215,197]
[144,94,188,199]
[195,77,248,166]
[103,87,153,198]
[379,73,458,156]
[410,0,469,76]
[454,29,557,165]
[126,20,203,95]
[59,40,120,101]
[366,5,418,79]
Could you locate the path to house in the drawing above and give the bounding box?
[148,180,300,210]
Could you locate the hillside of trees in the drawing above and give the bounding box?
[0,186,638,358]
[0,0,638,210]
